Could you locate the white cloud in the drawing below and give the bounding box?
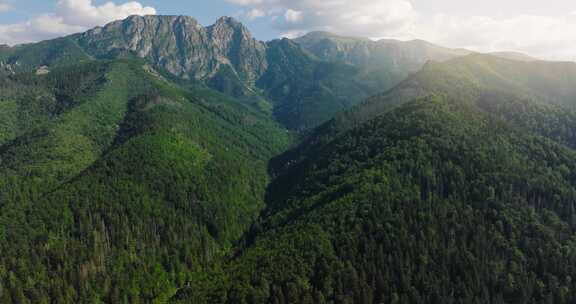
[228,0,418,38]
[228,0,265,5]
[228,0,576,60]
[0,0,156,45]
[55,0,156,27]
[246,8,266,20]
[417,13,576,60]
[0,3,11,12]
[284,9,303,23]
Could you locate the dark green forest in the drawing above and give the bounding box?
[0,58,290,303]
[2,14,576,304]
[206,95,576,304]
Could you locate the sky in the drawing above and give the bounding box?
[0,0,575,60]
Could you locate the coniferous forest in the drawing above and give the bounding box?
[1,14,576,304]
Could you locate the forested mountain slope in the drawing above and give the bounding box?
[258,38,389,130]
[293,54,576,160]
[0,59,290,302]
[172,54,576,303]
[204,94,576,304]
[350,54,576,127]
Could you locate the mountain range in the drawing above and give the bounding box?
[1,14,576,304]
[0,15,487,131]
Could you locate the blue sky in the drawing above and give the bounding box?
[0,0,282,40]
[0,0,575,60]
[0,1,240,21]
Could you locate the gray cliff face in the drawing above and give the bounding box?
[76,15,267,82]
[207,17,268,84]
[74,16,471,91]
[76,19,475,83]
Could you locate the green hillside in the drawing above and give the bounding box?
[0,59,290,303]
[295,54,576,158]
[174,54,576,303]
[209,94,576,304]
[259,38,392,130]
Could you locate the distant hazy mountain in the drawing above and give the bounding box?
[305,53,576,143]
[487,51,538,62]
[294,31,472,70]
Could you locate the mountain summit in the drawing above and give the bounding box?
[76,15,267,82]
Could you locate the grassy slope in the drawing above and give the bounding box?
[0,37,91,73]
[0,60,150,198]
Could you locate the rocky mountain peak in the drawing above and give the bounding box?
[75,15,270,82]
[206,16,267,83]
[207,16,254,49]
[213,16,243,28]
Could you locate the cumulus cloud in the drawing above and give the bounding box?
[231,0,418,39]
[228,0,576,60]
[246,8,266,20]
[0,0,156,45]
[284,9,303,23]
[0,1,12,12]
[419,13,576,60]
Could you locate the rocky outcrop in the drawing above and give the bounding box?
[76,15,268,82]
[207,17,267,84]
[77,15,215,79]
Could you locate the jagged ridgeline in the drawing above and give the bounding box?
[0,15,469,131]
